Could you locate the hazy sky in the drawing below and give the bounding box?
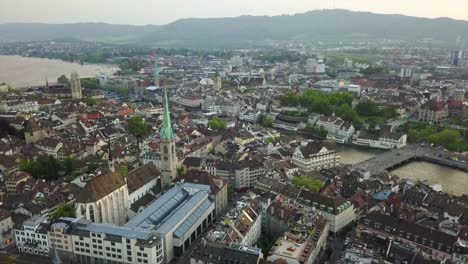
[1,0,467,25]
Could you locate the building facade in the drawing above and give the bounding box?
[293,141,340,172]
[75,171,129,226]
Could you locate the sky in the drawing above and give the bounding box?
[1,0,467,25]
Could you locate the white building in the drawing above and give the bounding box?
[306,59,325,74]
[125,183,216,263]
[293,141,340,172]
[353,130,407,150]
[239,110,261,123]
[316,115,355,144]
[14,215,49,256]
[400,66,414,78]
[0,100,39,113]
[48,217,164,264]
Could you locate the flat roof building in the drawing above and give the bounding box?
[125,182,216,263]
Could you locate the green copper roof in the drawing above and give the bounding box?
[160,87,174,141]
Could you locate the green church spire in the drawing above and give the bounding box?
[160,87,174,141]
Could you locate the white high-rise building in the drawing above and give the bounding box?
[399,66,414,78]
[306,59,325,74]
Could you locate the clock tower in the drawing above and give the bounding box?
[159,87,177,186]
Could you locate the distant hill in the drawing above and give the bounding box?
[0,22,158,43]
[1,10,468,47]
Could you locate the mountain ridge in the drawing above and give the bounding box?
[1,9,467,47]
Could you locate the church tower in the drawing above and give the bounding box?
[159,87,177,186]
[70,72,82,99]
[154,55,159,87]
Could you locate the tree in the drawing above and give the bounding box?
[291,176,323,193]
[83,97,97,106]
[80,77,100,89]
[356,100,380,116]
[51,204,76,220]
[127,116,148,147]
[208,117,227,130]
[336,104,358,122]
[117,165,129,176]
[57,74,70,87]
[261,116,273,127]
[303,125,327,139]
[325,67,337,78]
[63,157,74,175]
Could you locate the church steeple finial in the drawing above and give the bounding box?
[153,52,159,87]
[160,87,174,141]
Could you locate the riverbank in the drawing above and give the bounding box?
[0,55,118,87]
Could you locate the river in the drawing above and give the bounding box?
[339,145,468,195]
[0,55,118,87]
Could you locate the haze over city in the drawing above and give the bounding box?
[1,1,468,264]
[1,0,468,25]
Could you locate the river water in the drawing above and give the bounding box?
[339,145,468,195]
[0,55,117,87]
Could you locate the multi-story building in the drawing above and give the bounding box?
[256,177,355,233]
[125,183,216,263]
[234,130,256,146]
[187,241,263,264]
[49,217,163,264]
[267,216,329,264]
[293,140,340,172]
[223,200,262,247]
[418,100,448,123]
[0,209,13,247]
[24,117,47,144]
[5,171,31,193]
[14,215,50,256]
[354,130,407,150]
[358,212,456,262]
[316,115,355,143]
[35,138,63,158]
[211,160,265,190]
[239,110,261,123]
[0,100,39,113]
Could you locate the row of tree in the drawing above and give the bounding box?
[18,156,74,181]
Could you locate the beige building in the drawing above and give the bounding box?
[24,117,47,144]
[418,100,448,123]
[0,209,13,247]
[5,171,31,193]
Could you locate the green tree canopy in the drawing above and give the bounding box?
[291,176,323,193]
[208,117,227,131]
[57,74,70,87]
[51,204,76,220]
[356,100,380,116]
[127,116,148,146]
[83,97,97,106]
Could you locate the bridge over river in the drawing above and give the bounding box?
[352,145,468,176]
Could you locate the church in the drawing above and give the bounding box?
[75,87,177,225]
